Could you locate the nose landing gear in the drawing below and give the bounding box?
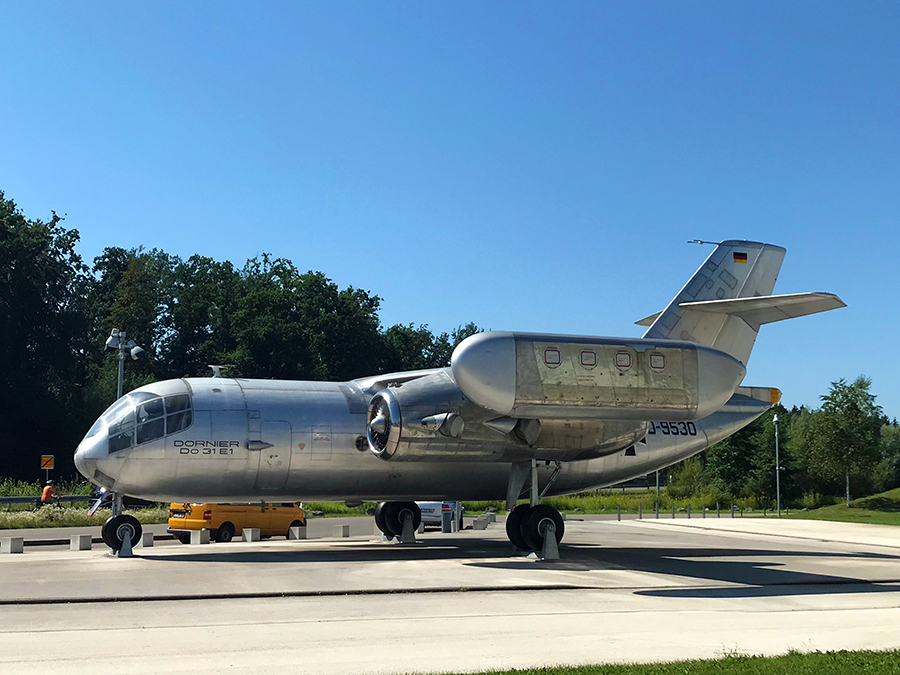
[101,493,143,557]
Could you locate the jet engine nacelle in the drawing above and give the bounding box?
[450,332,746,422]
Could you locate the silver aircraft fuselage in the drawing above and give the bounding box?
[74,368,774,504]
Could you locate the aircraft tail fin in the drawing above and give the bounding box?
[639,240,844,366]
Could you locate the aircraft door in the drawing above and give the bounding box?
[255,421,292,490]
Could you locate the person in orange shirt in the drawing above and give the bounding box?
[41,480,57,504]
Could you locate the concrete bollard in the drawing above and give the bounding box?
[137,532,154,548]
[1,537,24,554]
[486,512,496,524]
[70,534,92,551]
[288,526,306,540]
[333,524,350,538]
[191,529,210,545]
[242,528,261,542]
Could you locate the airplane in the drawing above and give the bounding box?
[74,240,845,554]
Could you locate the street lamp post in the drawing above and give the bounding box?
[105,329,146,399]
[104,329,146,518]
[774,413,781,517]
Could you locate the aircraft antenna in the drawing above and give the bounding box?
[687,239,720,246]
[208,364,236,378]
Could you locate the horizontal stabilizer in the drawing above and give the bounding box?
[735,385,782,405]
[678,292,845,330]
[635,311,661,327]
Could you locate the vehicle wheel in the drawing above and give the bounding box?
[520,504,564,553]
[101,514,142,551]
[287,520,304,538]
[384,501,421,537]
[374,502,392,537]
[505,503,531,550]
[216,522,235,543]
[176,532,191,545]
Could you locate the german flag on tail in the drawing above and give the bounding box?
[733,252,748,264]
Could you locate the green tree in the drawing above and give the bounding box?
[0,192,91,478]
[793,377,883,506]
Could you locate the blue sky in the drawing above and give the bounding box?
[1,2,898,418]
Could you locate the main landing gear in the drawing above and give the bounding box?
[101,492,143,557]
[374,501,421,544]
[504,459,564,559]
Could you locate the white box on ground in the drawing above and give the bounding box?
[137,532,154,548]
[242,528,261,542]
[191,529,210,545]
[1,537,24,554]
[288,526,306,540]
[334,524,350,538]
[70,534,92,551]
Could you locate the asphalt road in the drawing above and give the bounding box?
[1,517,899,674]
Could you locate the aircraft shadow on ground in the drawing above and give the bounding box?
[466,544,900,599]
[143,535,518,564]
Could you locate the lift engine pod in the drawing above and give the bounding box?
[450,331,746,422]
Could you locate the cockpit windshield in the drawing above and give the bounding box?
[88,390,193,454]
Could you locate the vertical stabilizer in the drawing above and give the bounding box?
[642,240,786,366]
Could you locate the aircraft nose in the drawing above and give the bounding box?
[74,432,115,488]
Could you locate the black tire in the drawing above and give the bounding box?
[374,502,392,537]
[101,514,142,551]
[287,520,304,538]
[505,504,532,550]
[384,501,421,536]
[215,522,235,543]
[520,504,564,553]
[176,532,191,545]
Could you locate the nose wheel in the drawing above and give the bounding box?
[101,514,142,553]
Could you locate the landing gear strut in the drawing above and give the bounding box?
[374,501,421,543]
[504,459,564,558]
[101,492,142,555]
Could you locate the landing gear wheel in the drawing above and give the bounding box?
[215,522,235,542]
[505,504,531,550]
[101,514,142,551]
[383,501,421,537]
[520,504,564,553]
[374,502,393,538]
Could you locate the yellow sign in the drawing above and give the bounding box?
[41,455,55,470]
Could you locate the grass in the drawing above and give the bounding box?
[0,505,170,530]
[788,486,900,527]
[440,650,900,675]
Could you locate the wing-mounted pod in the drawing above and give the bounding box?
[367,389,402,459]
[366,388,467,460]
[451,331,746,422]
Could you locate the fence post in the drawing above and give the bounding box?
[655,503,659,519]
[716,503,720,518]
[687,504,691,519]
[617,504,621,521]
[672,504,675,519]
[638,502,642,520]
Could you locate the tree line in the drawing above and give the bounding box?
[667,376,900,509]
[0,191,477,479]
[2,190,896,508]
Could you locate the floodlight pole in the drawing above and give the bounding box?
[116,335,126,399]
[774,413,781,517]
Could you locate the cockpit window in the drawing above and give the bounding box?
[99,389,194,451]
[166,410,192,434]
[165,394,190,414]
[136,417,165,445]
[108,411,134,454]
[136,398,164,424]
